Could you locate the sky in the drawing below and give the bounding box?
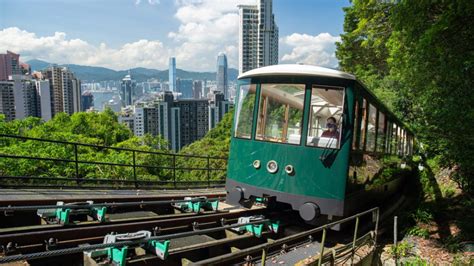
[0,0,350,71]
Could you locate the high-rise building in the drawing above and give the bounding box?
[209,91,231,129]
[175,99,209,149]
[120,72,135,107]
[0,75,41,121]
[216,53,228,99]
[238,0,279,74]
[0,51,21,81]
[43,66,81,116]
[193,80,203,99]
[0,81,15,121]
[177,78,193,99]
[168,57,176,92]
[117,91,210,151]
[81,91,94,111]
[36,80,52,121]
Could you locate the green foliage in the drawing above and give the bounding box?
[411,207,434,224]
[389,241,413,258]
[337,0,474,193]
[406,226,430,239]
[0,111,175,186]
[403,256,430,266]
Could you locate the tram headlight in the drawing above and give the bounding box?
[266,160,278,174]
[253,160,261,169]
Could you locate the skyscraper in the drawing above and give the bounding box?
[0,51,21,81]
[120,72,135,107]
[169,57,176,92]
[216,53,228,99]
[81,91,94,111]
[238,0,279,74]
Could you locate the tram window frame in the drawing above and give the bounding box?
[306,85,345,150]
[366,103,377,152]
[255,83,306,145]
[234,83,257,140]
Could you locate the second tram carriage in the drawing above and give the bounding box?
[226,64,414,223]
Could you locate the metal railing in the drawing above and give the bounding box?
[0,134,228,189]
[194,207,380,265]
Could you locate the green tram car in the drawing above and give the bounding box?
[226,64,414,223]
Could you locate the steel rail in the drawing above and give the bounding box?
[0,218,271,264]
[0,196,225,212]
[0,208,267,248]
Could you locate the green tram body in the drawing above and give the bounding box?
[226,64,414,222]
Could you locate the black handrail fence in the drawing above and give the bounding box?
[0,134,227,189]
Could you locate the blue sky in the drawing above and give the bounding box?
[0,0,350,71]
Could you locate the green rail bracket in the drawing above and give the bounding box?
[54,203,107,225]
[56,208,71,225]
[147,240,170,260]
[92,207,107,223]
[241,220,280,238]
[107,246,128,266]
[176,197,219,213]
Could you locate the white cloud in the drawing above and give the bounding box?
[280,33,341,68]
[0,27,170,70]
[169,0,255,70]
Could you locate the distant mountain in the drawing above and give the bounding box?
[27,59,239,82]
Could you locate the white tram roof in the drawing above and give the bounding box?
[238,64,355,80]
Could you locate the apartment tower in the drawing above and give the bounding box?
[238,0,279,74]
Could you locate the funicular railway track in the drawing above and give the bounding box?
[0,185,408,265]
[0,193,287,265]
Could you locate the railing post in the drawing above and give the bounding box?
[351,216,360,265]
[318,227,327,266]
[132,150,138,189]
[74,143,79,185]
[173,154,176,188]
[261,248,267,266]
[207,156,211,188]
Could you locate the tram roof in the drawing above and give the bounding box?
[238,64,356,80]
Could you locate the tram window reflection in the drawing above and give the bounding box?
[234,83,256,139]
[307,86,344,149]
[255,84,305,144]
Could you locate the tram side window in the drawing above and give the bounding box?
[256,84,305,144]
[366,104,377,152]
[307,86,344,149]
[377,111,386,153]
[398,127,403,156]
[234,84,256,139]
[391,124,398,155]
[385,121,392,154]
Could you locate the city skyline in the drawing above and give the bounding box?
[0,0,348,72]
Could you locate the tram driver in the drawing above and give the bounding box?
[317,116,340,148]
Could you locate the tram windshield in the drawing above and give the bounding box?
[256,84,306,144]
[307,86,344,149]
